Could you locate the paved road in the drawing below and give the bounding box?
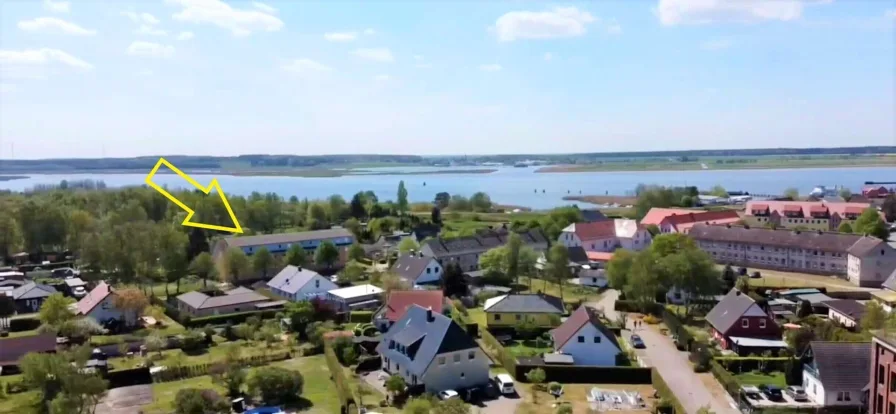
[592,291,739,414]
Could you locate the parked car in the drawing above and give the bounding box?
[630,335,645,349]
[741,385,762,400]
[759,385,784,402]
[53,267,80,278]
[785,386,808,402]
[438,390,459,400]
[494,374,516,395]
[72,286,87,298]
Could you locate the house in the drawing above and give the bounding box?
[639,208,704,228]
[390,253,443,287]
[824,299,866,329]
[176,288,275,317]
[535,246,607,288]
[743,200,881,231]
[690,224,896,287]
[76,282,137,327]
[653,210,741,234]
[705,288,784,354]
[213,228,354,268]
[420,228,549,273]
[870,331,896,413]
[4,282,56,313]
[365,231,417,257]
[376,305,489,393]
[266,265,338,301]
[373,290,446,331]
[483,293,565,330]
[802,341,870,407]
[0,334,57,369]
[557,219,652,253]
[0,270,26,288]
[862,185,891,199]
[326,284,384,313]
[549,306,621,366]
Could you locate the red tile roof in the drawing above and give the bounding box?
[660,210,741,232]
[571,221,617,241]
[783,204,802,212]
[745,201,879,219]
[640,208,701,226]
[76,281,113,315]
[750,204,769,211]
[586,251,614,262]
[382,290,444,322]
[809,205,828,214]
[844,206,864,215]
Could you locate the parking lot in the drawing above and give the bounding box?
[742,391,821,409]
[586,388,649,411]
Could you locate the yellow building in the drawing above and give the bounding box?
[483,293,565,329]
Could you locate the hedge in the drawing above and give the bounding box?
[184,310,278,327]
[714,357,792,373]
[151,351,290,383]
[614,300,662,315]
[348,311,374,324]
[710,359,741,397]
[8,317,40,332]
[514,364,652,384]
[480,329,517,374]
[651,368,685,414]
[324,340,357,414]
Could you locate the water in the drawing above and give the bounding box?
[1,166,893,210]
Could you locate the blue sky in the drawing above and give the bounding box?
[0,0,894,159]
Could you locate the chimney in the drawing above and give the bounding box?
[426,307,434,322]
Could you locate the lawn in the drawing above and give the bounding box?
[149,279,205,299]
[90,314,187,346]
[734,371,787,388]
[0,390,39,414]
[110,339,290,371]
[518,276,602,304]
[514,382,655,414]
[504,339,552,358]
[721,266,861,292]
[468,308,486,327]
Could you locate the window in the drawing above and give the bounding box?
[461,372,465,378]
[577,336,585,343]
[741,319,749,328]
[438,356,446,365]
[427,268,431,274]
[880,366,886,384]
[594,336,601,343]
[495,314,501,321]
[889,402,895,414]
[468,351,475,360]
[891,371,896,392]
[412,375,417,384]
[453,353,461,363]
[315,280,320,288]
[759,319,766,329]
[877,394,884,413]
[515,314,522,321]
[844,392,851,401]
[837,392,844,401]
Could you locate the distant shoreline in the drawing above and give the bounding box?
[535,161,896,174]
[0,175,29,182]
[0,169,499,179]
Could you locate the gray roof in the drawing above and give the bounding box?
[808,341,871,390]
[10,282,56,300]
[485,294,565,314]
[375,305,479,376]
[706,288,762,334]
[690,224,868,254]
[883,267,896,291]
[847,236,887,257]
[391,254,436,283]
[225,286,254,295]
[422,228,548,258]
[580,209,609,223]
[266,265,326,294]
[221,228,353,248]
[63,278,86,287]
[177,288,268,309]
[566,246,589,264]
[822,299,866,321]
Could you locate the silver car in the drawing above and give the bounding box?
[785,386,808,402]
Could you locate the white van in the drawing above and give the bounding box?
[494,374,515,395]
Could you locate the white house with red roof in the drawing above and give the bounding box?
[549,305,621,366]
[558,219,652,254]
[75,282,136,327]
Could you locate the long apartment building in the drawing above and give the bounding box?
[743,200,879,231]
[689,223,896,287]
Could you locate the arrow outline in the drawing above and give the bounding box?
[144,157,244,234]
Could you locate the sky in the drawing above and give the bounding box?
[0,0,894,159]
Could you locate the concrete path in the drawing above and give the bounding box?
[591,291,739,414]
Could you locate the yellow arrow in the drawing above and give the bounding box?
[144,157,243,234]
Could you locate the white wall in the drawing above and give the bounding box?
[803,370,826,405]
[557,323,621,366]
[297,275,338,298]
[422,349,490,393]
[828,309,858,328]
[86,295,135,326]
[415,259,443,284]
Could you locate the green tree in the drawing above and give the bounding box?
[506,232,522,285]
[248,366,304,405]
[38,293,75,327]
[341,260,365,283]
[398,237,420,253]
[435,398,470,414]
[349,193,367,219]
[328,195,348,223]
[314,240,340,269]
[0,214,22,259]
[862,301,887,331]
[479,246,508,275]
[348,242,366,262]
[606,249,635,290]
[173,388,230,414]
[284,244,308,267]
[306,203,329,230]
[525,368,546,402]
[189,252,216,288]
[111,288,149,324]
[404,397,432,414]
[284,300,315,332]
[20,351,108,414]
[434,192,451,209]
[344,218,363,240]
[252,247,275,279]
[644,224,660,236]
[470,192,493,212]
[838,222,854,233]
[546,245,571,303]
[145,331,167,356]
[397,180,409,215]
[217,247,250,283]
[385,374,406,399]
[209,344,246,398]
[854,207,890,240]
[839,188,852,201]
[709,185,728,197]
[783,187,800,200]
[0,295,14,329]
[797,300,813,318]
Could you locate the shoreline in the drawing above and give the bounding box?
[535,162,896,174]
[0,169,499,179]
[0,175,29,182]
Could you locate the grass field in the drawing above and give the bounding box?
[514,382,655,414]
[734,371,787,388]
[518,276,603,304]
[729,267,864,291]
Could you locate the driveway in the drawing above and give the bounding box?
[590,291,738,414]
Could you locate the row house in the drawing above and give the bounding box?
[863,185,892,199]
[557,219,652,253]
[690,224,896,287]
[213,228,355,269]
[744,200,879,232]
[420,228,549,273]
[640,208,741,234]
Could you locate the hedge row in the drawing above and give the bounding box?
[348,311,374,324]
[614,300,663,315]
[324,341,358,414]
[514,364,652,384]
[479,329,517,374]
[651,368,686,414]
[714,357,792,373]
[8,317,40,332]
[184,310,279,327]
[151,351,291,383]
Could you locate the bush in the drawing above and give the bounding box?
[480,329,517,374]
[348,311,373,324]
[185,310,277,327]
[324,340,356,411]
[248,366,304,405]
[642,315,660,325]
[8,317,40,332]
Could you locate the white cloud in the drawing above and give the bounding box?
[479,63,502,72]
[701,38,732,51]
[543,52,553,61]
[121,12,160,25]
[252,2,278,14]
[606,21,623,34]
[0,48,93,70]
[413,55,431,68]
[43,0,70,13]
[126,41,175,58]
[136,24,167,36]
[494,7,595,42]
[324,32,358,42]
[177,31,194,40]
[656,0,811,26]
[282,58,332,74]
[374,74,391,81]
[167,0,284,37]
[363,28,376,35]
[352,48,394,63]
[17,17,96,36]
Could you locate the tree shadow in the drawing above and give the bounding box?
[283,397,314,411]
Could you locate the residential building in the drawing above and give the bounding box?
[0,271,26,289]
[652,209,741,234]
[0,334,57,369]
[390,253,443,287]
[743,200,880,231]
[871,332,896,414]
[213,228,354,268]
[639,208,704,227]
[535,246,607,288]
[802,341,870,408]
[326,284,384,313]
[549,306,621,366]
[824,299,866,329]
[266,265,338,301]
[4,282,56,313]
[420,228,549,273]
[863,185,892,199]
[705,288,784,354]
[376,305,489,393]
[365,231,417,257]
[483,293,565,330]
[690,224,896,287]
[558,219,652,253]
[176,287,276,317]
[374,290,446,331]
[76,282,137,327]
[874,269,896,312]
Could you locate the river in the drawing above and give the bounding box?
[1,166,893,210]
